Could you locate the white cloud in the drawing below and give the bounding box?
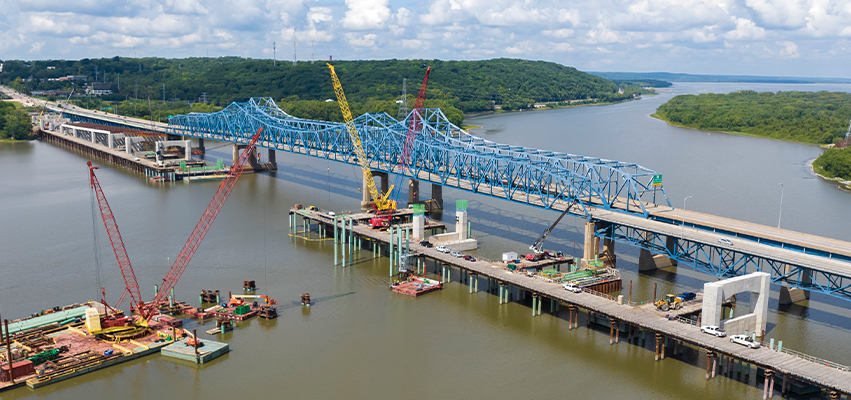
[341,0,391,30]
[30,41,45,53]
[724,17,766,40]
[307,7,332,24]
[543,29,574,38]
[346,32,378,47]
[777,40,800,57]
[745,0,808,29]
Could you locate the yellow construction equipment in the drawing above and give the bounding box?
[327,64,396,214]
[654,294,682,311]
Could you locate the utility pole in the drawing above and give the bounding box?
[273,41,276,66]
[311,41,314,64]
[293,28,297,66]
[397,78,408,120]
[162,83,165,102]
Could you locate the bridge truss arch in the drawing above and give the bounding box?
[167,97,671,219]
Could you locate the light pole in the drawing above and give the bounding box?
[778,183,784,228]
[682,196,692,238]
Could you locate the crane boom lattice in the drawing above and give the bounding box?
[88,162,143,311]
[145,127,263,319]
[400,66,431,169]
[327,63,394,211]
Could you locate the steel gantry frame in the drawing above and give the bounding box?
[167,97,670,219]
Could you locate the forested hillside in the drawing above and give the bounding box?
[1,57,640,125]
[653,91,851,144]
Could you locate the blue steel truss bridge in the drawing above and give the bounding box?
[53,97,851,302]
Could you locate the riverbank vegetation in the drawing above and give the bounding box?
[653,91,851,145]
[813,147,851,181]
[0,102,33,140]
[1,57,646,126]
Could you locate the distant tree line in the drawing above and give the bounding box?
[1,57,641,126]
[653,91,851,144]
[610,79,672,88]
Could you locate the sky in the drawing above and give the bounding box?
[2,0,851,78]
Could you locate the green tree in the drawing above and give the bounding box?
[3,108,33,140]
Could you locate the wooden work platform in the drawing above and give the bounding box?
[294,206,850,394]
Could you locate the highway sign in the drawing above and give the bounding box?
[652,174,662,186]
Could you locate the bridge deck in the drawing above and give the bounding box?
[295,208,851,394]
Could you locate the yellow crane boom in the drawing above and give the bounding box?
[327,63,395,210]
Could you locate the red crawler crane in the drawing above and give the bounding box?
[371,67,431,228]
[141,127,264,320]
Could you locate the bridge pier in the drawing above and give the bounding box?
[779,264,811,305]
[638,234,678,271]
[267,148,277,167]
[362,172,390,209]
[198,138,205,152]
[431,184,443,210]
[232,144,259,171]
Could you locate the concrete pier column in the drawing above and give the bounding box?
[499,283,504,304]
[537,295,542,316]
[267,149,277,167]
[779,264,811,305]
[532,294,538,316]
[232,144,239,165]
[582,221,599,262]
[665,236,678,266]
[408,179,419,205]
[431,184,443,209]
[334,217,339,266]
[389,227,395,276]
[602,237,616,266]
[639,232,678,271]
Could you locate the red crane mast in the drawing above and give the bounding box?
[399,66,431,169]
[142,127,263,320]
[88,161,144,312]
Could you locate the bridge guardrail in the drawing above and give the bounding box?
[757,341,850,373]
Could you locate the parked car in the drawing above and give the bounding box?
[700,325,727,337]
[420,241,433,248]
[718,238,734,246]
[463,255,476,262]
[436,246,450,253]
[678,292,697,302]
[730,334,760,349]
[450,251,463,258]
[563,283,581,293]
[327,211,336,217]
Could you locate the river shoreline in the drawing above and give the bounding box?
[809,158,851,192]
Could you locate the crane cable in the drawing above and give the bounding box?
[89,185,103,302]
